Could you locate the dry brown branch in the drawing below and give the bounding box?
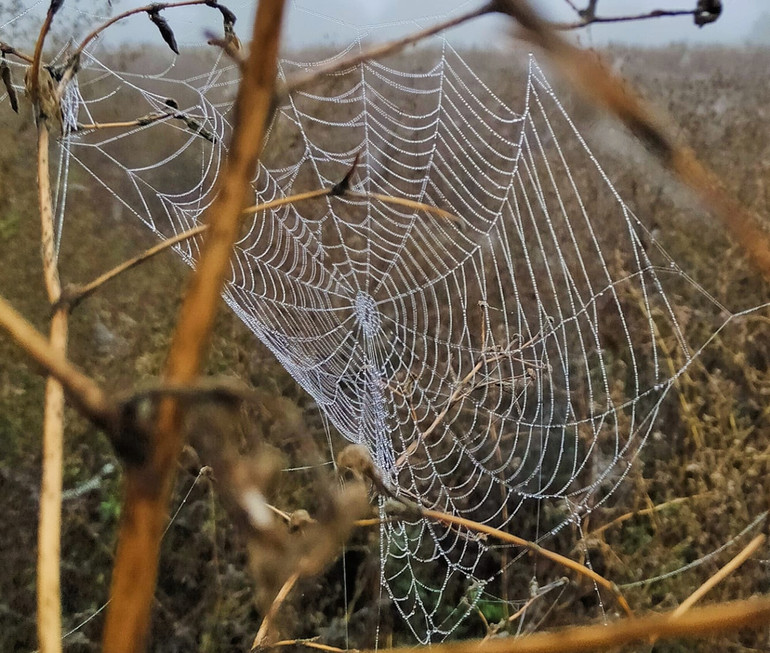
[61,225,207,309]
[346,191,462,224]
[359,597,770,653]
[494,0,770,278]
[101,1,287,650]
[418,507,633,617]
[671,534,765,618]
[34,43,68,647]
[281,1,496,97]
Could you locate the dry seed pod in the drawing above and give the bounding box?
[206,0,237,26]
[147,9,179,55]
[1,58,17,113]
[49,0,65,16]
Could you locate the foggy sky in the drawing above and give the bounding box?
[4,1,768,50]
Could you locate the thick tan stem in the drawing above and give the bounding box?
[36,121,67,653]
[102,2,287,650]
[355,598,770,653]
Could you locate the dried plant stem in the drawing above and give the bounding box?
[75,116,171,131]
[281,1,495,96]
[252,571,300,650]
[671,534,765,619]
[272,641,350,653]
[36,114,67,653]
[27,1,56,107]
[241,187,330,213]
[419,507,633,617]
[65,183,455,308]
[357,597,770,653]
[102,2,287,650]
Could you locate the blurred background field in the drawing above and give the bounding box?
[1,42,770,651]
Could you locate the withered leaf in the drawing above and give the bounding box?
[147,8,179,55]
[1,58,18,113]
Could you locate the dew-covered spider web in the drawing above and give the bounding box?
[2,0,765,644]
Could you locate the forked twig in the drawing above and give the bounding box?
[555,9,698,30]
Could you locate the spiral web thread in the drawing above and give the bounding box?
[0,2,762,643]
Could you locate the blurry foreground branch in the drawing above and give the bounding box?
[101,1,287,650]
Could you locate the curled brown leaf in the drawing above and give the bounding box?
[147,8,179,55]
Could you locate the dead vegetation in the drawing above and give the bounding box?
[1,1,770,651]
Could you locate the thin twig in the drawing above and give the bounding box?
[555,9,696,30]
[356,598,770,653]
[272,641,351,653]
[75,0,215,58]
[27,0,57,109]
[671,534,765,618]
[281,1,496,97]
[419,507,633,617]
[346,191,462,224]
[0,41,34,64]
[102,2,287,650]
[252,571,300,650]
[61,225,207,309]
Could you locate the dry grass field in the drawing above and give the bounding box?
[1,39,770,651]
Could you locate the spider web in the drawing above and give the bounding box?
[1,1,760,644]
